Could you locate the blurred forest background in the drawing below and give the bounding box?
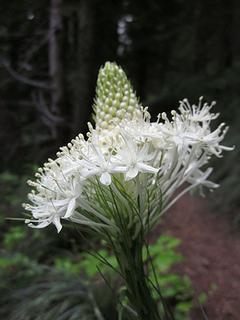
[0,0,240,319]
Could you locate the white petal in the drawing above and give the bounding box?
[137,162,159,174]
[53,216,62,233]
[100,172,112,185]
[81,168,99,178]
[52,198,69,207]
[27,220,50,229]
[125,167,138,180]
[64,198,76,218]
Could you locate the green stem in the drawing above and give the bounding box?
[115,236,162,320]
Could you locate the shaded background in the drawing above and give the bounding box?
[0,0,240,319]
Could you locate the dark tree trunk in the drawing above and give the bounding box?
[71,0,95,136]
[232,0,240,65]
[48,0,63,139]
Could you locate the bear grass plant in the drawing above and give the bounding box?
[22,62,231,319]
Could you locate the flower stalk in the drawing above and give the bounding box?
[114,234,162,320]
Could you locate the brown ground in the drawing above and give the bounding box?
[158,194,240,320]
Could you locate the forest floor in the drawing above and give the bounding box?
[157,194,240,320]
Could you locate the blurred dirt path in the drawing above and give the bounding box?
[158,194,240,320]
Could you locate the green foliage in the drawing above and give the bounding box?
[0,169,35,209]
[3,226,27,249]
[198,292,207,305]
[78,250,118,278]
[0,228,115,320]
[143,236,182,272]
[0,256,104,320]
[0,224,200,320]
[0,171,23,206]
[54,257,83,275]
[0,252,31,269]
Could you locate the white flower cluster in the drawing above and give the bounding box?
[23,95,231,233]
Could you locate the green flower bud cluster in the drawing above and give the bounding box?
[93,62,139,130]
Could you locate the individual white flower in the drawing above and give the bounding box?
[186,167,219,189]
[195,123,233,157]
[112,132,159,180]
[179,97,219,122]
[80,140,118,186]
